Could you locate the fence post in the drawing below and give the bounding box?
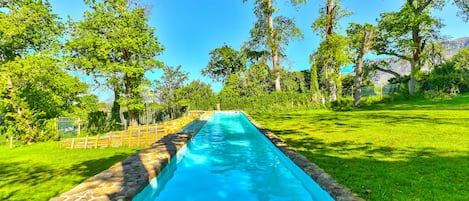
[108,134,111,147]
[77,117,81,137]
[84,135,88,149]
[129,126,132,147]
[120,132,123,147]
[146,124,149,146]
[137,127,140,147]
[380,84,383,101]
[10,136,13,149]
[95,135,99,148]
[71,138,75,149]
[55,118,59,139]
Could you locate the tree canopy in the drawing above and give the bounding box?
[0,0,86,142]
[243,0,304,91]
[202,45,246,83]
[66,0,164,126]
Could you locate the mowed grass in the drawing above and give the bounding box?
[0,142,140,200]
[251,94,469,201]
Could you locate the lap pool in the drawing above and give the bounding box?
[133,112,334,201]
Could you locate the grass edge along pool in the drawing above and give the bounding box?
[133,112,334,201]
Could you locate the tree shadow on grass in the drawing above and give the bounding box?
[267,128,469,201]
[0,153,133,201]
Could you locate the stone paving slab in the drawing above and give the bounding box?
[243,112,364,201]
[51,118,208,201]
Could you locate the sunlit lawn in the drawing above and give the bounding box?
[0,142,140,200]
[251,94,469,201]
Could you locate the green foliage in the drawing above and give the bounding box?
[281,70,309,93]
[87,111,109,135]
[453,47,469,70]
[202,45,246,83]
[0,0,63,60]
[179,80,217,110]
[217,91,317,113]
[342,75,373,90]
[312,0,351,36]
[329,97,354,111]
[66,0,164,125]
[425,61,469,93]
[219,74,243,99]
[155,65,189,119]
[312,34,351,100]
[243,61,271,96]
[0,1,87,143]
[243,0,304,91]
[374,0,444,94]
[311,0,350,101]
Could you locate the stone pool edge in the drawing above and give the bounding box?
[50,115,210,201]
[242,111,364,201]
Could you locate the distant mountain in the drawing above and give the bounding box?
[365,37,469,85]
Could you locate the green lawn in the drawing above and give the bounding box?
[0,142,140,200]
[251,94,469,201]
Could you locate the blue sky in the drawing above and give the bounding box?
[49,0,469,101]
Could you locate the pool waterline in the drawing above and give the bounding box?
[133,112,334,201]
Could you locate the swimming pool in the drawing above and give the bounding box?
[133,112,334,201]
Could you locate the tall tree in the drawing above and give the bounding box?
[243,0,305,91]
[374,0,445,94]
[243,60,271,96]
[311,0,350,101]
[219,74,243,99]
[0,0,86,142]
[347,23,374,107]
[155,65,188,119]
[66,0,163,126]
[202,45,246,83]
[179,80,216,110]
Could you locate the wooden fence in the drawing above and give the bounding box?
[59,111,206,149]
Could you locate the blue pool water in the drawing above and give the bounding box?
[133,112,334,201]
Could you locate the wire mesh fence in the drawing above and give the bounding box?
[343,84,400,98]
[57,117,80,139]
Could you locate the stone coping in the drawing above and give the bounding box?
[52,111,362,201]
[51,118,208,201]
[242,111,364,201]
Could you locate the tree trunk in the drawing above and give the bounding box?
[110,79,122,129]
[310,63,321,103]
[123,74,139,127]
[409,25,423,94]
[326,0,335,35]
[409,61,418,94]
[329,77,337,101]
[354,29,372,107]
[268,0,281,91]
[354,58,363,107]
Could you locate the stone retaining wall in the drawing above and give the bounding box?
[51,118,208,201]
[53,111,361,201]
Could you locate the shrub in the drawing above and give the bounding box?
[329,97,354,111]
